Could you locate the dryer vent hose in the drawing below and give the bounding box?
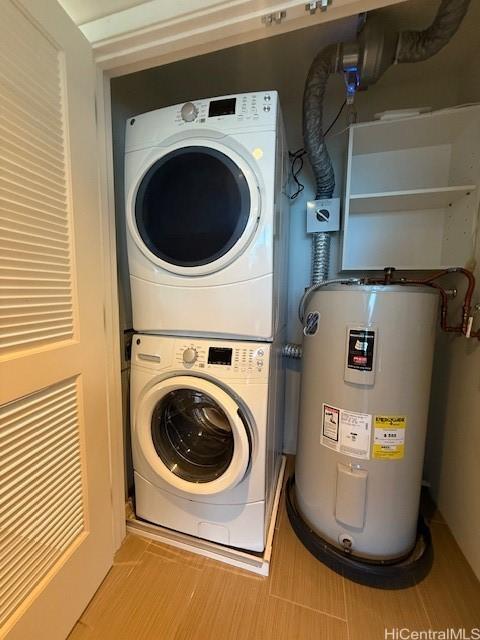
[396,0,471,63]
[302,44,337,286]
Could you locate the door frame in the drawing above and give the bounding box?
[93,0,405,550]
[95,69,126,549]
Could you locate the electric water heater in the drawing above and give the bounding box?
[295,285,438,561]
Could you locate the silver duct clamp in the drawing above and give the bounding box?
[340,42,360,104]
[307,198,340,233]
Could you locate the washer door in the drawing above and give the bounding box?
[135,376,251,496]
[129,140,260,276]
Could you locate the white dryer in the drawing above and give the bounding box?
[124,91,289,341]
[130,334,284,551]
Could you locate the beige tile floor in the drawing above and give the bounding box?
[69,471,480,640]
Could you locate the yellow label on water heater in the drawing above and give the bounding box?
[373,416,406,460]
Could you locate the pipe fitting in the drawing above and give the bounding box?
[282,343,303,359]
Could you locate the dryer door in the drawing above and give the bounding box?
[135,376,251,496]
[129,141,260,276]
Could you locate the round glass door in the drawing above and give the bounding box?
[135,376,251,495]
[135,146,252,268]
[151,388,235,483]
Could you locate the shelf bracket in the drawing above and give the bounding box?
[305,0,331,14]
[261,10,287,25]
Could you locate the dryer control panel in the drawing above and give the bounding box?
[125,91,279,152]
[174,92,276,127]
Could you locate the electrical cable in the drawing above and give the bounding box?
[288,147,307,200]
[324,99,346,137]
[288,99,347,200]
[299,278,361,322]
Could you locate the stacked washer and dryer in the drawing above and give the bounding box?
[124,92,289,551]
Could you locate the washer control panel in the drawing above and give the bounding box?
[132,335,270,380]
[175,341,268,377]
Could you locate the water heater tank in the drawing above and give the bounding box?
[295,285,438,561]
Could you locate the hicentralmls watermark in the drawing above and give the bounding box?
[384,629,480,640]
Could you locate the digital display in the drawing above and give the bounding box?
[208,98,236,118]
[208,347,232,365]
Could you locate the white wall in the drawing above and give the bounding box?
[111,1,480,576]
[425,52,480,580]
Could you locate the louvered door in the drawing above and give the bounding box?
[0,2,114,638]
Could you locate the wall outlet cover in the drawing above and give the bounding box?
[306,198,340,233]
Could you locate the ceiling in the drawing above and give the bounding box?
[57,0,149,25]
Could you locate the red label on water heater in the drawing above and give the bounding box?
[347,330,375,372]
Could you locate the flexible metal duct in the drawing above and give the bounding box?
[302,0,470,285]
[397,0,471,63]
[312,232,330,284]
[303,43,338,201]
[303,44,339,286]
[282,343,303,359]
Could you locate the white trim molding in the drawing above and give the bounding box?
[95,68,126,551]
[82,0,405,77]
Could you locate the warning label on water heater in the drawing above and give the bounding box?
[322,404,372,460]
[347,329,375,371]
[373,416,407,460]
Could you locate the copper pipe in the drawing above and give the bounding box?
[363,267,478,338]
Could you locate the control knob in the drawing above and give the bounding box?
[183,347,198,365]
[180,102,198,122]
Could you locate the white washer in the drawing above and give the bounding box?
[125,91,289,341]
[130,333,284,551]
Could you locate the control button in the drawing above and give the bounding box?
[264,94,271,101]
[263,105,271,112]
[183,347,198,364]
[257,360,263,367]
[180,102,198,122]
[257,349,264,357]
